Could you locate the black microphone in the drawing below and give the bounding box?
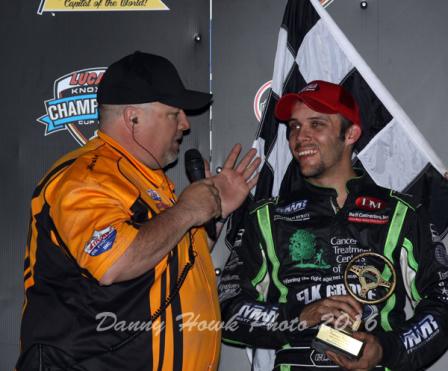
[184,149,217,241]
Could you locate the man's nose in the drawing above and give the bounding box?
[178,110,190,131]
[296,125,311,143]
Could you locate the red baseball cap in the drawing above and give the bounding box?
[275,80,361,128]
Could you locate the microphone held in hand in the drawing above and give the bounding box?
[185,149,206,183]
[184,149,217,241]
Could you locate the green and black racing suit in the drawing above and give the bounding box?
[219,172,448,370]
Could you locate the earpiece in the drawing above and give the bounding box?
[130,118,176,203]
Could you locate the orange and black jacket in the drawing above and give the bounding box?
[18,131,221,371]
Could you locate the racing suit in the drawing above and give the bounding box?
[219,171,448,370]
[18,131,221,371]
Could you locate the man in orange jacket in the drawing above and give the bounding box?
[18,51,260,371]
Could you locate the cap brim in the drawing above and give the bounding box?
[275,93,338,121]
[162,89,212,111]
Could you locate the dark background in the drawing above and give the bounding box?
[1,1,447,370]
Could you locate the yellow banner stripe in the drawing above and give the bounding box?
[40,0,169,12]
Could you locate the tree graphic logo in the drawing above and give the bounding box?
[289,230,330,269]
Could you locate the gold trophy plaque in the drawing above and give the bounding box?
[312,252,396,359]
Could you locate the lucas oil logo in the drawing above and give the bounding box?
[37,68,106,146]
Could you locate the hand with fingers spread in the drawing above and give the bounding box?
[177,179,222,227]
[299,295,363,329]
[326,332,383,370]
[210,144,261,218]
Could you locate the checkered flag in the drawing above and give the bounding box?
[226,0,448,257]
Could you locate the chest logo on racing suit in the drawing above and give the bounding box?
[289,230,330,269]
[275,200,308,214]
[146,189,171,210]
[348,211,389,225]
[355,196,386,211]
[147,189,162,202]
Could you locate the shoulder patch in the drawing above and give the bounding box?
[84,226,117,256]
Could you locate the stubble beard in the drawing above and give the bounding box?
[297,142,345,180]
[300,160,326,179]
[293,143,325,179]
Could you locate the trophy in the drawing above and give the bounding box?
[311,252,396,359]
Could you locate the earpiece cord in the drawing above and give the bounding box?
[46,124,199,368]
[85,125,198,354]
[131,123,176,203]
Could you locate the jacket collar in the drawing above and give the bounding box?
[97,131,174,192]
[301,168,367,197]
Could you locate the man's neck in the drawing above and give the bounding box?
[307,165,357,208]
[101,126,160,170]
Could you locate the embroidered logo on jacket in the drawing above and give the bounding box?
[401,315,439,352]
[276,200,308,214]
[348,211,389,225]
[147,189,162,202]
[355,196,386,211]
[84,226,117,256]
[147,189,170,210]
[289,230,330,269]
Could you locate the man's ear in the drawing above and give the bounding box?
[345,124,362,145]
[122,106,139,130]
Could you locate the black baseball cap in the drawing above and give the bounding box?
[97,51,212,110]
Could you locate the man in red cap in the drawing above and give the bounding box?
[275,80,362,206]
[219,80,448,370]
